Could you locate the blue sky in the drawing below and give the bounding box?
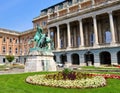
[0,0,62,32]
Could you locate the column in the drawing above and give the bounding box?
[92,0,95,5]
[93,15,99,46]
[108,11,116,44]
[79,19,84,47]
[98,21,102,44]
[67,22,71,48]
[47,28,51,49]
[47,28,50,38]
[56,25,60,49]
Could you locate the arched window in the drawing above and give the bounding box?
[100,51,111,65]
[3,37,6,43]
[10,38,12,43]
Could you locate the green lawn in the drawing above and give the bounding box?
[0,72,120,93]
[80,66,120,70]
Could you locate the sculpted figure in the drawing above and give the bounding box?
[29,26,54,50]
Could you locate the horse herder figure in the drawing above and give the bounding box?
[28,26,54,52]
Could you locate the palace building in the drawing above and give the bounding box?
[33,0,120,66]
[0,28,35,63]
[0,0,120,66]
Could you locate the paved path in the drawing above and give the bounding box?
[0,68,25,75]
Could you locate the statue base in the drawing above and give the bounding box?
[25,49,56,72]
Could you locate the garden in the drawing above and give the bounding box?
[0,68,120,93]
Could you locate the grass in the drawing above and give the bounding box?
[0,72,120,93]
[80,66,120,70]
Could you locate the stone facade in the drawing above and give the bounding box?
[0,0,120,67]
[0,28,35,63]
[33,0,120,66]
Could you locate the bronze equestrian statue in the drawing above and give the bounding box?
[28,26,54,50]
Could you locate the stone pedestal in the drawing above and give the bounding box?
[25,50,56,72]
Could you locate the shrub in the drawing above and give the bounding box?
[5,55,14,63]
[62,68,72,75]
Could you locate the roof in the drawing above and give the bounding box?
[0,28,20,35]
[41,0,66,12]
[0,28,35,36]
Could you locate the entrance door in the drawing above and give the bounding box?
[100,51,111,65]
[71,54,80,65]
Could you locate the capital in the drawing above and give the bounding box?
[92,15,96,18]
[107,11,113,14]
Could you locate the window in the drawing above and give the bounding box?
[68,0,72,6]
[15,48,18,54]
[42,21,46,26]
[58,4,63,10]
[78,37,80,46]
[90,33,95,46]
[16,39,18,44]
[2,37,6,43]
[41,10,47,16]
[16,59,18,62]
[105,31,111,43]
[2,46,6,53]
[20,39,22,43]
[50,31,54,38]
[10,38,12,43]
[3,58,5,63]
[60,39,63,48]
[48,8,54,13]
[79,0,84,2]
[20,49,22,55]
[74,0,79,4]
[9,47,12,54]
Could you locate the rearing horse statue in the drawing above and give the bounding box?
[28,26,54,50]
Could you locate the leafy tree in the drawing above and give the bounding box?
[5,55,15,63]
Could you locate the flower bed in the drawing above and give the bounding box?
[26,73,106,89]
[44,72,93,80]
[91,74,120,79]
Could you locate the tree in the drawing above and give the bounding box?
[5,55,15,63]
